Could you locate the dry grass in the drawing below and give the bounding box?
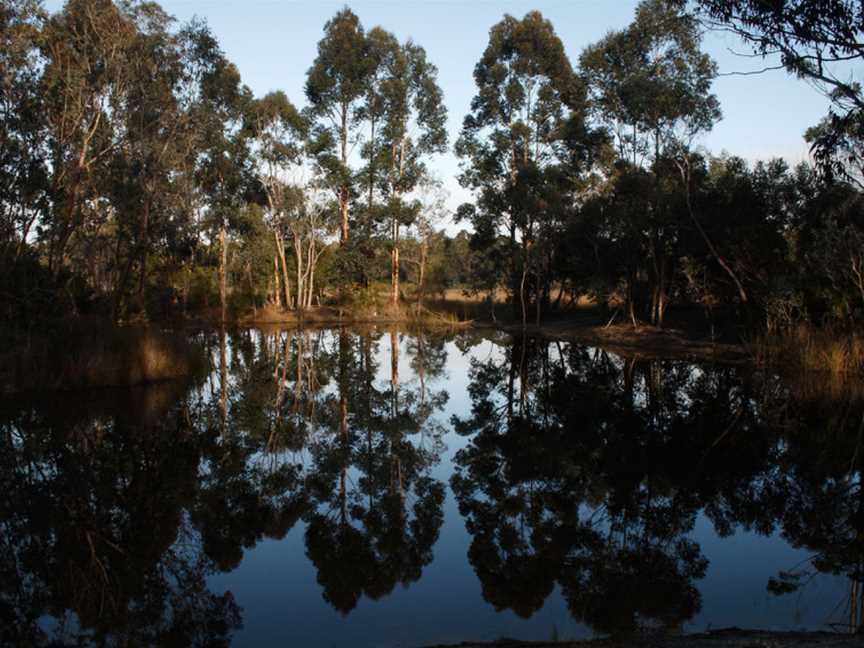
[242,285,597,327]
[408,306,472,329]
[242,297,475,326]
[438,286,594,307]
[751,324,864,376]
[440,287,511,304]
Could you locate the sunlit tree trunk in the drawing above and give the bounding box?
[416,240,428,314]
[275,230,291,309]
[305,236,316,308]
[390,137,407,305]
[135,197,151,315]
[339,104,349,245]
[391,224,400,305]
[307,257,316,308]
[519,265,528,329]
[272,254,281,307]
[293,234,304,312]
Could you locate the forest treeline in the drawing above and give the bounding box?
[1,0,862,332]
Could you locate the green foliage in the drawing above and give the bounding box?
[690,0,864,187]
[582,0,720,162]
[456,9,602,321]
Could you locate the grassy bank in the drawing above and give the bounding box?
[239,300,471,329]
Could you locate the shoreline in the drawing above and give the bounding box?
[0,304,751,398]
[493,319,748,364]
[233,303,748,365]
[422,628,861,648]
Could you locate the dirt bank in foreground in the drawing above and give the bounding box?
[424,628,860,648]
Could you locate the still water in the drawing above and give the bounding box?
[1,327,861,646]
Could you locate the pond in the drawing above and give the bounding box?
[1,327,861,646]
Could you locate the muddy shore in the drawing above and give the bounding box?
[423,628,861,648]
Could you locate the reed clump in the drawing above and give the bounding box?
[752,323,864,376]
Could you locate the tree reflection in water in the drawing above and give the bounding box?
[0,385,242,646]
[451,334,864,635]
[303,329,447,614]
[0,327,450,643]
[1,328,863,644]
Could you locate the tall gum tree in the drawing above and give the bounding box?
[580,0,731,326]
[456,11,598,325]
[184,20,255,324]
[246,90,307,310]
[305,8,371,246]
[0,0,47,266]
[108,2,195,319]
[356,27,395,218]
[39,0,136,277]
[373,35,447,305]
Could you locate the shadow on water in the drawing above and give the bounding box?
[1,327,863,645]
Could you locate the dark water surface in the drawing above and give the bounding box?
[2,327,862,646]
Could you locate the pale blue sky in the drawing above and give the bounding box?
[47,0,840,219]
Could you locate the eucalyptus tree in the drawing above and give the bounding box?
[799,180,864,322]
[4,0,263,321]
[356,27,395,217]
[305,8,372,246]
[246,90,307,309]
[580,0,726,325]
[182,19,255,323]
[581,0,720,166]
[456,11,597,325]
[369,33,447,304]
[286,182,338,310]
[0,0,47,265]
[0,1,51,324]
[407,177,450,311]
[38,0,137,278]
[107,2,197,318]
